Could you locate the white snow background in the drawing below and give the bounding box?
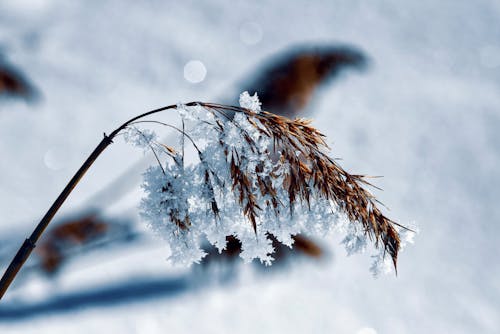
[1,0,499,333]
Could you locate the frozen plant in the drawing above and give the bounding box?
[0,92,413,300]
[129,92,412,270]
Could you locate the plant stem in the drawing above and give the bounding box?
[0,134,113,300]
[0,102,192,301]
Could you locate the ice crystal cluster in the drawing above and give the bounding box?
[126,92,412,274]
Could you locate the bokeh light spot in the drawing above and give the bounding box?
[357,327,377,334]
[239,21,263,45]
[43,148,66,171]
[183,60,207,84]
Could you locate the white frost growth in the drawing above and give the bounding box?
[369,226,417,276]
[123,127,158,151]
[239,91,262,113]
[133,98,413,274]
[342,230,368,256]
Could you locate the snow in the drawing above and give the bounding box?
[1,0,499,333]
[239,91,262,113]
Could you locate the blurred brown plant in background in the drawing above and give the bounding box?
[0,56,38,102]
[241,45,367,117]
[36,214,108,274]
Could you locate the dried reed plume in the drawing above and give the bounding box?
[201,102,404,267]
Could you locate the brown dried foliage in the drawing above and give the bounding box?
[196,103,404,269]
[243,46,367,117]
[36,215,108,273]
[0,63,36,100]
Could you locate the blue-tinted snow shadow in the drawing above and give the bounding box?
[0,275,189,321]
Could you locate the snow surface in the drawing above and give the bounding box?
[1,0,500,333]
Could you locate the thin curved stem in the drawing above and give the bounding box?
[0,134,114,300]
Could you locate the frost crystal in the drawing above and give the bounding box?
[123,127,158,152]
[239,91,262,113]
[130,97,413,274]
